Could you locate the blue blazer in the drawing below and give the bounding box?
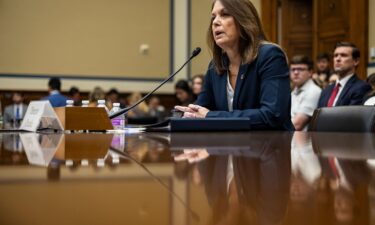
[318,75,371,108]
[196,44,294,131]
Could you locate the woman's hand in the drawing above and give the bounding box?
[174,149,210,163]
[174,104,209,118]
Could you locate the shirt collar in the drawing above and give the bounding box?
[294,79,314,94]
[336,74,354,88]
[50,90,60,95]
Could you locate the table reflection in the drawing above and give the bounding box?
[173,132,292,225]
[1,131,375,225]
[288,132,373,225]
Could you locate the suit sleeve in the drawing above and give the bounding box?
[205,45,292,130]
[348,83,371,105]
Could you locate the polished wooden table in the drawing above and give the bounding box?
[1,130,375,225]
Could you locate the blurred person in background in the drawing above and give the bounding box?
[106,88,125,110]
[127,92,150,118]
[68,86,81,106]
[312,53,334,88]
[175,79,194,106]
[42,77,69,107]
[363,73,375,105]
[88,86,106,107]
[148,96,166,122]
[191,74,205,97]
[3,92,28,129]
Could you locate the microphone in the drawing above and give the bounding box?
[109,47,201,119]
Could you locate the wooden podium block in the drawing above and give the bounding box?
[54,107,113,131]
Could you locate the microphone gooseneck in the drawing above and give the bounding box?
[109,47,201,119]
[109,147,201,222]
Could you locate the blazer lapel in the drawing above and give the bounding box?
[233,63,250,108]
[323,84,335,106]
[336,75,356,105]
[218,71,229,111]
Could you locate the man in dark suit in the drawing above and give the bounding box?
[3,92,28,129]
[318,42,371,107]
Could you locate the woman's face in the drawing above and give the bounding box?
[192,77,203,95]
[175,88,189,103]
[211,0,240,51]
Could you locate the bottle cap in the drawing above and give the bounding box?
[66,100,74,105]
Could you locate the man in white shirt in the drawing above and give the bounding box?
[290,55,322,131]
[3,92,28,129]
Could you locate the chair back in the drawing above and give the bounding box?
[309,106,375,132]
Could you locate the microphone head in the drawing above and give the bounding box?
[191,47,201,57]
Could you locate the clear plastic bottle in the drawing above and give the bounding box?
[66,99,74,107]
[81,100,89,107]
[109,102,125,130]
[0,101,3,129]
[97,99,109,114]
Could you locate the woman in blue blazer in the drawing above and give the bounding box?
[175,0,294,131]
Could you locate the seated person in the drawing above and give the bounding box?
[290,55,321,131]
[3,92,28,129]
[42,77,69,107]
[175,0,293,131]
[175,79,194,106]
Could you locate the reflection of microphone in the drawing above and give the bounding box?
[109,47,201,119]
[109,147,200,222]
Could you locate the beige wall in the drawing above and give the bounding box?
[0,0,373,93]
[0,0,170,78]
[0,0,175,93]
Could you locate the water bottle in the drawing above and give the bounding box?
[0,101,3,129]
[97,99,109,114]
[81,100,89,107]
[66,99,74,107]
[79,100,90,133]
[109,102,125,130]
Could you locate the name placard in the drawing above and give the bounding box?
[20,101,63,132]
[20,133,63,166]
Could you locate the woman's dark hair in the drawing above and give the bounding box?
[175,79,193,94]
[207,0,268,74]
[68,86,80,96]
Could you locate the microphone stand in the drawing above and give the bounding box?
[109,47,201,119]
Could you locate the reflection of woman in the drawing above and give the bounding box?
[175,0,293,131]
[195,133,291,225]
